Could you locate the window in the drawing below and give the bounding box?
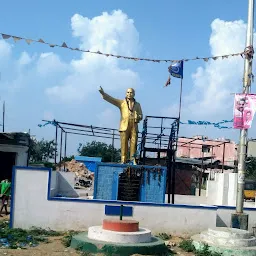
[202,145,211,153]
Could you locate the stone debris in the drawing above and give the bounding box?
[57,159,94,188]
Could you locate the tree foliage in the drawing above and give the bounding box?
[29,138,56,163]
[246,156,256,180]
[78,141,121,162]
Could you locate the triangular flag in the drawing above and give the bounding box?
[49,44,55,48]
[25,39,33,45]
[38,39,45,43]
[13,36,22,42]
[1,34,11,39]
[203,58,209,62]
[61,42,68,48]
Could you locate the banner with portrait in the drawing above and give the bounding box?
[233,94,256,129]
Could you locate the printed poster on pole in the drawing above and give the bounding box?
[233,93,256,129]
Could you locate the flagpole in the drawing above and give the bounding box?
[171,77,183,205]
[178,78,183,123]
[2,101,5,133]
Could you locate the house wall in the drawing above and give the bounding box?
[177,138,237,166]
[175,167,195,195]
[248,140,256,157]
[206,173,238,206]
[0,144,28,166]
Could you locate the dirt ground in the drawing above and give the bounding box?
[0,215,195,256]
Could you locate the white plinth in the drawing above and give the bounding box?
[88,226,152,244]
[192,227,256,248]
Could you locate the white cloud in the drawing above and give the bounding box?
[97,108,119,128]
[0,40,12,59]
[45,10,141,102]
[36,52,67,75]
[43,111,54,120]
[18,52,32,66]
[165,19,249,121]
[189,19,248,119]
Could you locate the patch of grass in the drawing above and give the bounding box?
[157,232,172,240]
[61,230,79,247]
[179,239,195,252]
[0,220,63,249]
[179,239,222,256]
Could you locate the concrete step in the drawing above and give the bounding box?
[192,227,256,256]
[207,227,252,239]
[199,232,256,247]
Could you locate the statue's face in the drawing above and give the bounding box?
[126,88,135,99]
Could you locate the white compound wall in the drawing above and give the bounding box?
[11,167,218,235]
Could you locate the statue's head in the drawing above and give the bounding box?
[126,88,135,100]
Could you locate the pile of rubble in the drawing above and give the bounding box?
[57,159,94,188]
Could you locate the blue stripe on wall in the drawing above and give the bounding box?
[105,205,133,216]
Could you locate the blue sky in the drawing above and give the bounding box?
[0,0,254,155]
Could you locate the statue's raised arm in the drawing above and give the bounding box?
[99,86,122,108]
[99,87,143,164]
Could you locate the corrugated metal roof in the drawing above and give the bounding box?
[175,157,233,169]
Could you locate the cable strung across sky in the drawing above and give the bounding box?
[0,32,247,64]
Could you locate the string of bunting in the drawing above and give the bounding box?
[38,119,233,130]
[180,119,233,129]
[38,120,57,128]
[0,32,247,64]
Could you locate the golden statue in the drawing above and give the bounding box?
[99,87,143,164]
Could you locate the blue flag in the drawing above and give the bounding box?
[168,61,183,79]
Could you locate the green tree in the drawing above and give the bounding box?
[246,156,256,180]
[29,138,56,163]
[78,141,121,162]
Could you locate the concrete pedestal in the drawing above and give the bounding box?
[70,219,168,255]
[192,227,256,256]
[231,213,249,230]
[70,232,168,256]
[103,219,139,232]
[88,226,152,244]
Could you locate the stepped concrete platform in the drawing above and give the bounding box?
[70,219,168,255]
[103,219,139,232]
[70,232,168,256]
[192,227,256,256]
[88,226,152,243]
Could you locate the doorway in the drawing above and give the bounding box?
[0,151,16,181]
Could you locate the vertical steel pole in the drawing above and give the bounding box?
[222,143,226,173]
[54,121,58,166]
[59,131,63,166]
[64,132,67,171]
[111,130,115,162]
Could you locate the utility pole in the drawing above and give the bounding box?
[232,0,254,230]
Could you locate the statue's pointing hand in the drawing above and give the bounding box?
[99,86,104,95]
